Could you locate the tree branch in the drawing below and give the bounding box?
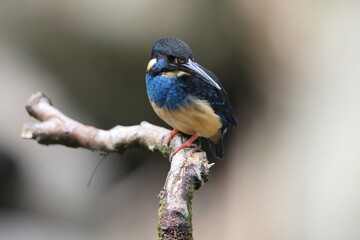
[21,92,211,240]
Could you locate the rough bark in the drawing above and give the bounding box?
[22,92,211,240]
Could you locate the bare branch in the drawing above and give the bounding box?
[22,92,210,240]
[22,92,173,155]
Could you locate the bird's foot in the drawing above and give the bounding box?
[170,134,198,158]
[167,129,180,146]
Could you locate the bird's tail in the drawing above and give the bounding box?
[206,138,224,160]
[207,127,228,160]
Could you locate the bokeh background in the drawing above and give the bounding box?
[0,0,359,239]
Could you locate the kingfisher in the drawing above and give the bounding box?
[145,38,237,159]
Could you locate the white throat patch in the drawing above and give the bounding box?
[146,58,157,72]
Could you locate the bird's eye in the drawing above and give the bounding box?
[167,56,186,64]
[177,58,186,64]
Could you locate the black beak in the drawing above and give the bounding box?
[175,59,221,90]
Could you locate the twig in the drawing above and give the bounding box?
[22,92,210,240]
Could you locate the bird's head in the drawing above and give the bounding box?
[146,38,221,89]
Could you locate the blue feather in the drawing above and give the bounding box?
[146,74,192,110]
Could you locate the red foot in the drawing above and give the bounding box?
[167,129,180,146]
[171,134,198,157]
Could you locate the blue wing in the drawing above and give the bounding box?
[181,63,237,159]
[183,64,237,128]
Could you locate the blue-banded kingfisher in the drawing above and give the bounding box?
[145,38,237,159]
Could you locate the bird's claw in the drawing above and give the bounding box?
[167,129,180,146]
[170,144,197,158]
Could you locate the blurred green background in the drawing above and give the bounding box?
[0,0,359,239]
